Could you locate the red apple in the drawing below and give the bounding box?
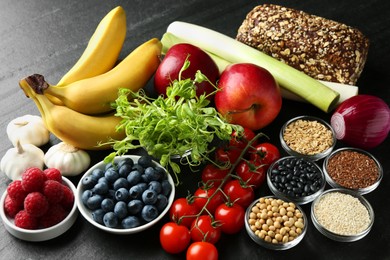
[215,63,282,130]
[154,43,219,98]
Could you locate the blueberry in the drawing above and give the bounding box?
[82,176,97,189]
[129,183,147,200]
[103,212,118,228]
[148,181,162,194]
[92,208,105,224]
[114,201,128,219]
[155,166,166,180]
[132,164,145,174]
[142,189,158,205]
[138,155,154,168]
[86,194,104,210]
[161,179,172,197]
[81,189,93,205]
[144,167,160,182]
[155,194,168,212]
[101,198,115,212]
[117,157,134,169]
[127,199,144,215]
[141,205,159,222]
[118,164,132,178]
[115,187,130,201]
[127,170,142,186]
[93,182,109,195]
[141,174,149,183]
[105,162,116,171]
[91,168,105,180]
[122,216,141,229]
[113,177,129,190]
[105,168,119,183]
[98,177,109,186]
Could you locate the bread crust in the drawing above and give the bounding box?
[236,4,369,85]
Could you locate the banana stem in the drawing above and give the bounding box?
[24,74,50,94]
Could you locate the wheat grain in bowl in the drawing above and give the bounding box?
[76,155,175,234]
[280,115,336,161]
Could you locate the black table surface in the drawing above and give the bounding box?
[1,0,389,259]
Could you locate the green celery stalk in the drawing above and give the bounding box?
[162,22,340,113]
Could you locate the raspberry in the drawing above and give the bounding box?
[4,195,22,218]
[44,168,62,183]
[61,185,74,211]
[39,204,68,228]
[14,210,38,229]
[24,192,49,217]
[22,167,46,193]
[43,180,64,204]
[6,180,27,205]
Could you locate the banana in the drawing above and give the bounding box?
[57,6,127,86]
[27,38,162,115]
[19,78,125,150]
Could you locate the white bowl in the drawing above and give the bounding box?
[0,177,78,242]
[76,155,175,234]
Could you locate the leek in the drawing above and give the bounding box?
[204,50,358,105]
[161,21,341,113]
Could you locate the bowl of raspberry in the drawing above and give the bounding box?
[76,155,175,234]
[0,167,78,241]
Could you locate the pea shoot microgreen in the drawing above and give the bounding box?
[102,59,243,185]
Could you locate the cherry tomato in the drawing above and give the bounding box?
[249,142,280,167]
[214,145,242,165]
[235,160,266,189]
[169,197,200,228]
[223,179,254,208]
[160,222,191,254]
[190,215,221,244]
[186,241,218,260]
[201,164,230,186]
[214,203,245,234]
[229,128,257,149]
[193,185,225,214]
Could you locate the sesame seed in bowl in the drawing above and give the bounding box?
[311,188,374,242]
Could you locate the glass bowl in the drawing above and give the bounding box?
[323,147,383,195]
[311,188,374,242]
[280,115,336,161]
[76,155,175,234]
[267,156,326,205]
[245,196,307,250]
[0,177,78,242]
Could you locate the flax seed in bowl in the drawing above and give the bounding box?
[323,147,383,195]
[311,188,374,242]
[280,116,336,161]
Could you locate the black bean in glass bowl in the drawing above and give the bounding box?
[267,156,326,204]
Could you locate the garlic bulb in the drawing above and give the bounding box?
[7,115,50,147]
[0,140,45,180]
[44,142,91,176]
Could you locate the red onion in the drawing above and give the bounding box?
[331,95,390,149]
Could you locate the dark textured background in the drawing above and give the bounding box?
[0,0,389,259]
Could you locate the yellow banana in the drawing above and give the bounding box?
[28,38,162,115]
[57,6,127,86]
[19,78,125,150]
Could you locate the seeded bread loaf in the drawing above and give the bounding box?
[236,4,369,85]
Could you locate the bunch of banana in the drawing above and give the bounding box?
[19,6,163,150]
[20,79,126,150]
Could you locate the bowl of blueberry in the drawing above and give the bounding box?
[267,156,326,205]
[76,155,175,234]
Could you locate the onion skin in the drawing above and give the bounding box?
[331,95,390,149]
